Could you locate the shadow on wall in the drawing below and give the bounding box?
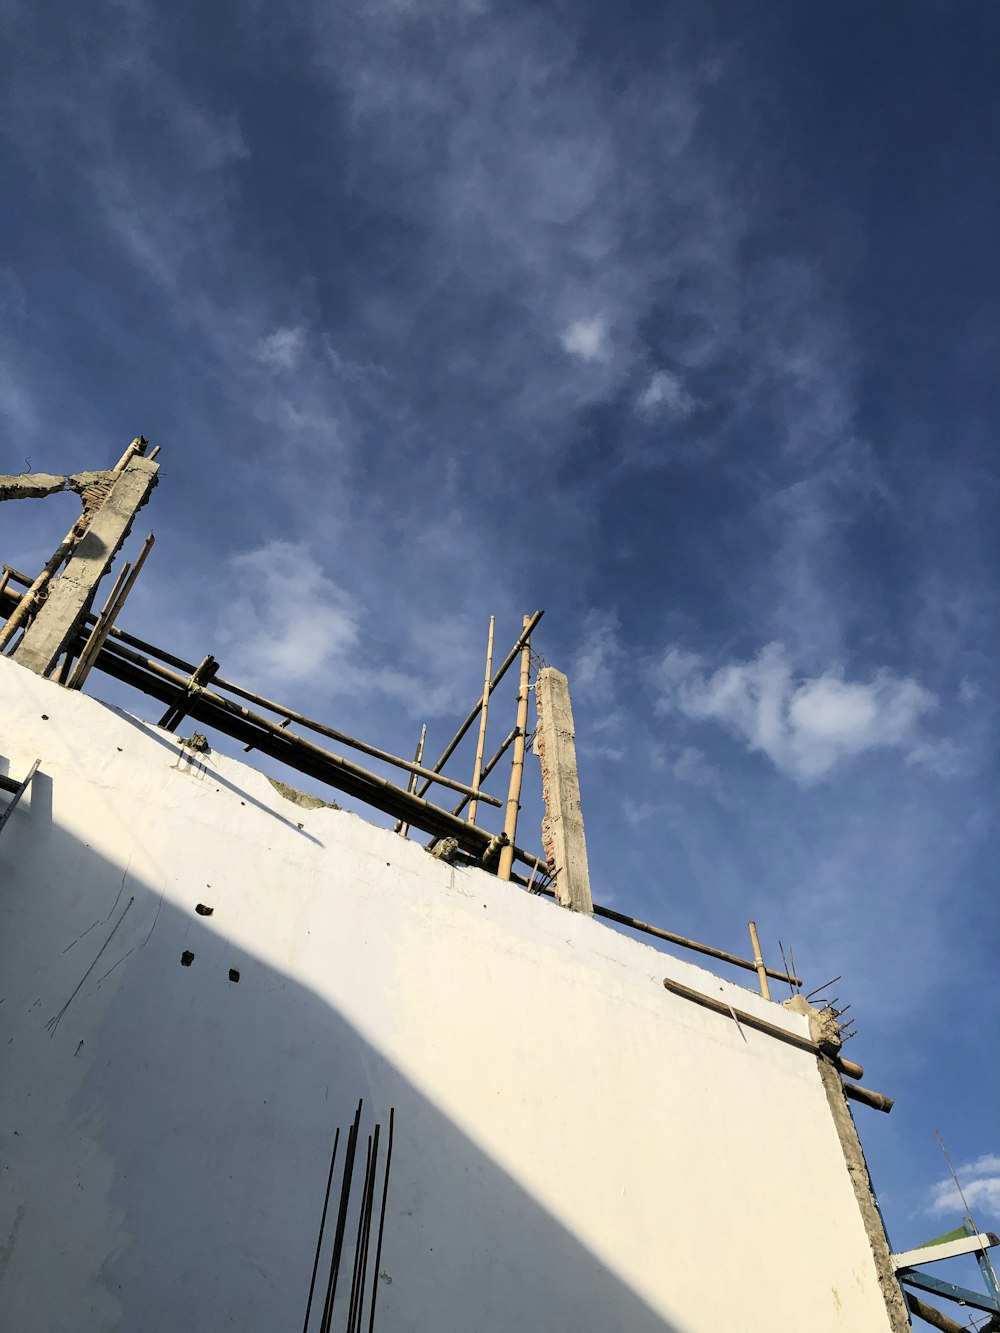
[0,771,681,1333]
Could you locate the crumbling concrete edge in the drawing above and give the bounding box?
[816,1053,912,1331]
[266,776,339,811]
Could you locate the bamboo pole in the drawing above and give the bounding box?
[398,724,426,839]
[526,883,802,986]
[0,519,84,651]
[467,616,495,825]
[206,675,498,804]
[67,533,156,689]
[65,561,132,685]
[405,610,543,805]
[450,728,518,817]
[157,653,219,730]
[497,616,532,881]
[92,638,500,851]
[748,920,771,1000]
[112,436,148,471]
[904,1292,968,1333]
[661,977,864,1081]
[0,578,500,804]
[842,1082,894,1114]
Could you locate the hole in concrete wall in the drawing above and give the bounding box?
[228,968,240,983]
[195,903,214,916]
[181,950,195,966]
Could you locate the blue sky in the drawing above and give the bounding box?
[3,0,999,1277]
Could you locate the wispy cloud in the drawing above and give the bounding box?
[637,369,696,418]
[924,1154,1000,1222]
[561,316,611,364]
[255,327,306,371]
[217,541,359,691]
[654,642,939,783]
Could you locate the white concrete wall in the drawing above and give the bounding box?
[0,655,896,1333]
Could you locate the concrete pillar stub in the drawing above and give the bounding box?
[536,666,593,916]
[12,457,158,677]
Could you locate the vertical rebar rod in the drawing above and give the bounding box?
[347,1135,374,1333]
[302,1127,341,1333]
[467,616,495,826]
[398,724,426,839]
[320,1101,362,1333]
[366,1108,394,1333]
[351,1122,380,1333]
[748,920,771,1000]
[497,616,531,881]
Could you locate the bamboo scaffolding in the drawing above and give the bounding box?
[401,610,544,811]
[0,440,151,654]
[467,616,494,825]
[87,637,502,853]
[661,976,864,1080]
[157,653,219,730]
[68,532,155,689]
[0,579,497,803]
[66,562,132,683]
[449,727,519,817]
[524,883,802,987]
[497,616,532,881]
[0,522,84,652]
[0,580,811,996]
[207,672,497,803]
[748,920,771,1000]
[398,724,426,839]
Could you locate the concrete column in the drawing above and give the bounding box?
[12,457,158,677]
[536,667,593,915]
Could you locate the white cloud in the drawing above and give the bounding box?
[572,608,624,707]
[654,642,938,783]
[255,326,305,371]
[213,541,478,719]
[217,540,359,690]
[638,369,695,417]
[560,315,610,363]
[925,1154,1000,1222]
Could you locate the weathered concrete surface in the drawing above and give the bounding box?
[0,653,899,1332]
[12,457,157,677]
[535,667,593,915]
[0,471,112,503]
[816,1053,912,1332]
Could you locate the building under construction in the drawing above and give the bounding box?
[1,441,997,1332]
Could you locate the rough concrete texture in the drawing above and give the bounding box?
[786,992,845,1057]
[0,470,113,503]
[816,1053,912,1332]
[266,776,339,810]
[785,994,908,1328]
[12,457,157,677]
[535,666,593,914]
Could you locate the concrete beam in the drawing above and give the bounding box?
[893,1232,1000,1270]
[0,470,112,502]
[535,667,593,915]
[12,457,158,677]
